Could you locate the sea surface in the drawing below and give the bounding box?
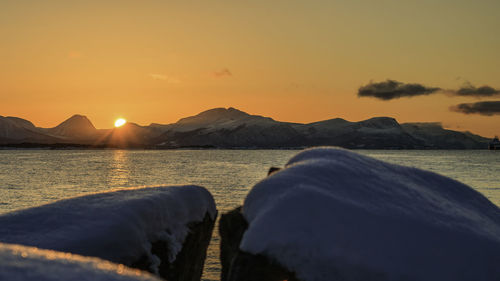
[0,149,499,280]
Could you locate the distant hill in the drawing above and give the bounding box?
[401,122,488,149]
[152,108,305,148]
[0,116,63,144]
[291,117,421,149]
[47,115,97,139]
[0,108,491,149]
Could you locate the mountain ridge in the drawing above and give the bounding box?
[47,115,97,139]
[0,108,491,149]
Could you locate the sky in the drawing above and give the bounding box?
[1,0,499,137]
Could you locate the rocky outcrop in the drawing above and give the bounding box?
[220,148,500,281]
[165,213,216,281]
[219,207,299,281]
[133,213,216,281]
[0,242,162,281]
[219,207,247,281]
[0,185,217,281]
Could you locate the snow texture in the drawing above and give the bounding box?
[0,242,161,281]
[0,185,216,274]
[241,147,500,281]
[169,107,280,133]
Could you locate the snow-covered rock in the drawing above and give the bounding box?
[227,147,500,281]
[0,185,217,280]
[0,242,161,281]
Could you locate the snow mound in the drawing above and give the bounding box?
[241,147,500,281]
[0,243,161,281]
[0,185,216,272]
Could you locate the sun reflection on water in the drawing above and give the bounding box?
[108,150,130,187]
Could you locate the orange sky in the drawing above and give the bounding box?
[1,1,499,137]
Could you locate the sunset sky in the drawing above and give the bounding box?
[1,0,499,137]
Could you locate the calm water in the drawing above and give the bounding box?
[0,149,499,280]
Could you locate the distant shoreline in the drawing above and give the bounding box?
[2,108,493,150]
[0,143,491,150]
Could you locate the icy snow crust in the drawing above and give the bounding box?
[0,185,216,271]
[0,243,161,281]
[241,147,500,281]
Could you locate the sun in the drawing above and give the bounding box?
[114,118,127,128]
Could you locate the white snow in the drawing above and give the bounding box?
[0,115,39,139]
[241,147,500,281]
[0,185,216,274]
[0,242,161,281]
[167,107,280,133]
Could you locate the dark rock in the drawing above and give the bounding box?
[219,207,299,281]
[133,213,216,281]
[219,207,247,281]
[267,167,281,175]
[227,251,299,281]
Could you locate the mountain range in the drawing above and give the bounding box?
[0,107,491,149]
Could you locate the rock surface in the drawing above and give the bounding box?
[0,185,217,281]
[0,242,162,281]
[221,147,500,281]
[219,207,298,281]
[132,213,216,281]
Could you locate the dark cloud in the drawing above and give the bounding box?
[213,68,232,77]
[450,101,500,116]
[358,80,441,100]
[455,84,500,97]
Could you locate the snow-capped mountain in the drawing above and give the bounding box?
[98,122,166,148]
[0,108,490,148]
[0,114,100,145]
[0,116,62,144]
[152,108,488,149]
[291,117,422,148]
[152,107,305,147]
[401,122,488,149]
[151,107,285,132]
[46,115,97,140]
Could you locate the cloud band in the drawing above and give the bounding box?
[450,101,500,116]
[358,80,441,100]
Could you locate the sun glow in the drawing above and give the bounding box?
[114,118,127,127]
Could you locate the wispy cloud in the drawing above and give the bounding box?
[450,101,500,116]
[213,68,232,78]
[148,74,180,83]
[358,80,441,100]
